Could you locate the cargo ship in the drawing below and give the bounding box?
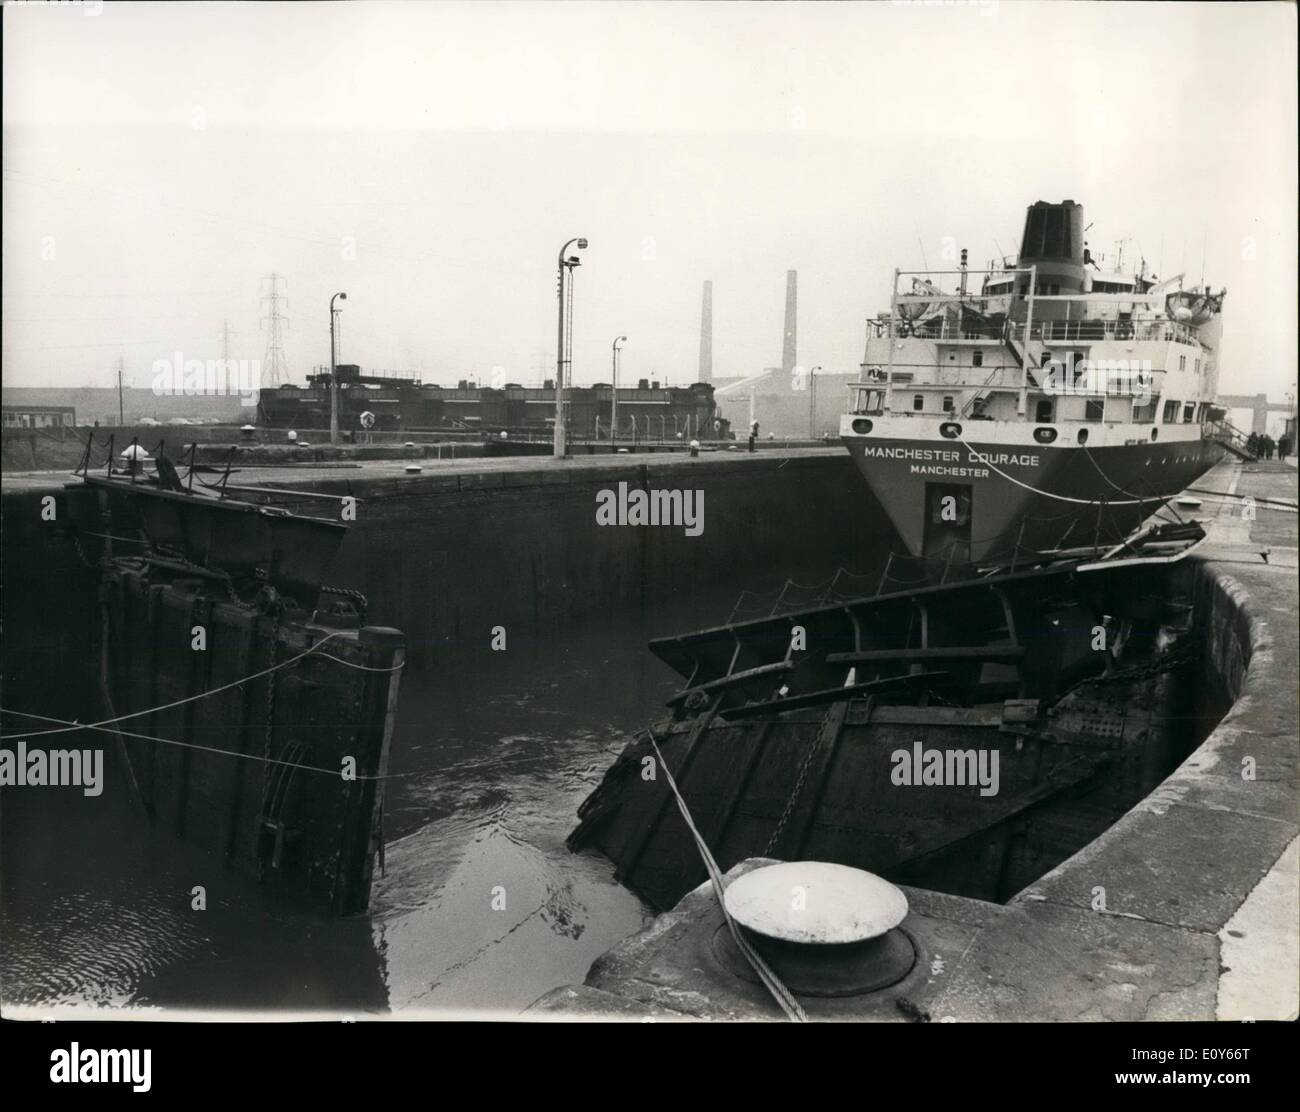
[840,200,1233,568]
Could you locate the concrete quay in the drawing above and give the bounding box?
[2,446,886,706]
[530,459,1299,1021]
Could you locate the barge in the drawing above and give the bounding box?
[570,525,1215,910]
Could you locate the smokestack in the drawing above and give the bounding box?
[781,269,797,375]
[698,280,713,383]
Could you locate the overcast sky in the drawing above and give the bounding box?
[3,1,1296,403]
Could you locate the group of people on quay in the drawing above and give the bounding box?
[1247,430,1292,460]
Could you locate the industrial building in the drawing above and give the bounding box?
[256,364,731,440]
[2,404,77,429]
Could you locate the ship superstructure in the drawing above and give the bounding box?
[841,200,1229,568]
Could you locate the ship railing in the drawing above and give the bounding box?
[724,505,1152,625]
[1206,417,1257,460]
[1035,318,1199,345]
[847,380,889,415]
[891,318,1005,342]
[883,316,1199,346]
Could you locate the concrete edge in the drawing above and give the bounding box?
[0,446,847,498]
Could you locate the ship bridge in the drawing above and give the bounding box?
[854,202,1223,431]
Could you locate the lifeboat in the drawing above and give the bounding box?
[1165,288,1223,325]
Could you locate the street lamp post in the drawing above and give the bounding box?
[809,365,821,439]
[611,335,627,446]
[553,237,588,458]
[329,291,348,445]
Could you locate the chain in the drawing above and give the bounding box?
[225,579,255,609]
[261,608,282,767]
[1090,635,1201,688]
[256,607,283,880]
[318,584,368,624]
[70,534,99,569]
[1059,635,1203,709]
[764,727,827,857]
[151,542,218,579]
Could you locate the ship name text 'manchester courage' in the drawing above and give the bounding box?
[860,444,1040,479]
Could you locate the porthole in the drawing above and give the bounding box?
[939,422,962,439]
[1033,426,1058,444]
[851,418,873,435]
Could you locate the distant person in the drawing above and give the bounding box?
[1264,434,1276,460]
[1279,434,1293,460]
[748,420,759,452]
[1247,431,1260,457]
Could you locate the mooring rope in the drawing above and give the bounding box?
[0,630,401,742]
[0,706,579,783]
[952,428,1153,506]
[0,708,391,780]
[643,727,808,1022]
[1182,486,1299,513]
[1081,444,1154,504]
[309,651,406,672]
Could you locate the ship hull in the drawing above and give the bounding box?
[842,433,1225,565]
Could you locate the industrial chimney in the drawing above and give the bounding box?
[781,270,797,376]
[698,280,713,383]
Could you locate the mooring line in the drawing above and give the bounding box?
[1081,444,1153,504]
[952,429,1153,506]
[310,651,406,673]
[2,705,581,782]
[643,727,808,1022]
[0,629,403,742]
[72,529,150,547]
[1182,486,1298,513]
[0,707,419,781]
